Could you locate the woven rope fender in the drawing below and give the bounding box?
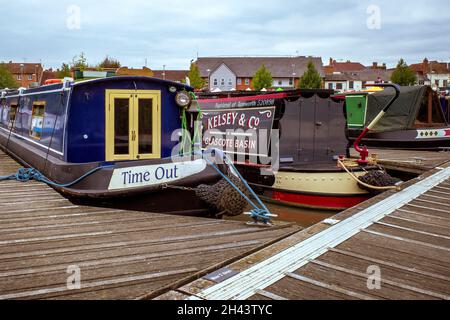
[195,172,249,217]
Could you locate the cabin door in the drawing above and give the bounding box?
[106,90,161,161]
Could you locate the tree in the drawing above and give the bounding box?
[0,64,18,88]
[97,56,121,69]
[57,63,72,79]
[298,61,322,89]
[71,52,89,71]
[252,64,273,91]
[188,63,205,89]
[390,58,417,86]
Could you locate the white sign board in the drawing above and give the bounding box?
[108,159,207,190]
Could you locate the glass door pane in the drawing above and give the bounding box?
[137,98,153,155]
[114,98,131,155]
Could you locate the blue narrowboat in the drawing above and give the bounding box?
[0,76,227,216]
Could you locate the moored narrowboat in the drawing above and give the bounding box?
[345,85,450,150]
[194,90,388,211]
[0,76,236,216]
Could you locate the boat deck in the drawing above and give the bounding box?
[0,150,299,300]
[164,156,450,300]
[351,148,450,175]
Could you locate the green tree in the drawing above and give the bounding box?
[187,63,204,89]
[71,52,89,71]
[298,61,322,89]
[57,63,72,79]
[0,64,18,88]
[97,56,121,69]
[390,58,417,86]
[252,64,273,91]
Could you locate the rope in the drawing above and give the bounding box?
[202,148,275,224]
[0,165,114,188]
[337,159,400,191]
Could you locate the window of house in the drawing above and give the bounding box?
[228,78,232,86]
[328,83,333,90]
[213,79,218,86]
[336,83,343,90]
[28,74,33,81]
[237,78,242,85]
[245,78,250,85]
[8,103,18,129]
[289,79,293,86]
[221,78,225,86]
[30,102,45,140]
[349,81,354,89]
[278,80,282,86]
[435,80,440,87]
[17,75,22,81]
[444,80,448,88]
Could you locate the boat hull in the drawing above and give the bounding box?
[347,128,450,150]
[238,165,373,211]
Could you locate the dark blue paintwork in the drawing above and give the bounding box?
[0,76,192,163]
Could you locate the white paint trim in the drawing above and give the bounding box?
[5,87,71,99]
[0,126,64,156]
[189,166,450,300]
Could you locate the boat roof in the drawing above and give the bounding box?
[1,76,193,97]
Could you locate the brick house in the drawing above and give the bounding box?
[324,69,394,93]
[3,61,43,88]
[195,56,324,91]
[409,58,450,90]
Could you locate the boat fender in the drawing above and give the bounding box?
[195,171,249,217]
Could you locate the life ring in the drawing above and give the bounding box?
[44,79,63,85]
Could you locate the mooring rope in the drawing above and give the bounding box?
[337,158,400,191]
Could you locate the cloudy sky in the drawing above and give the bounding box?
[0,0,448,70]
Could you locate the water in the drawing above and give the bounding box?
[228,202,337,229]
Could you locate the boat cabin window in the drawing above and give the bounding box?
[415,91,445,128]
[8,103,18,129]
[30,102,45,140]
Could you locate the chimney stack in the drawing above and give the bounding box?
[372,62,378,69]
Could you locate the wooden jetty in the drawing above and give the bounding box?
[162,153,450,300]
[0,150,299,300]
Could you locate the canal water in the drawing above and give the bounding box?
[227,202,337,229]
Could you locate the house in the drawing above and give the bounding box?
[40,68,59,85]
[152,70,188,83]
[3,61,43,88]
[324,69,394,93]
[323,58,366,74]
[409,58,450,91]
[195,56,324,91]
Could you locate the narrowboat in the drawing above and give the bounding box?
[345,85,450,150]
[193,90,386,211]
[0,76,232,216]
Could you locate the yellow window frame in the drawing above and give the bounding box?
[105,90,161,161]
[29,101,46,140]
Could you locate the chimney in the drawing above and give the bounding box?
[329,57,333,66]
[372,62,378,69]
[422,58,429,74]
[382,63,386,69]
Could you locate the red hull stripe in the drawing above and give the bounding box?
[445,130,450,136]
[272,191,370,210]
[199,93,287,104]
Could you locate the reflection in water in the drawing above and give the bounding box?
[228,203,338,229]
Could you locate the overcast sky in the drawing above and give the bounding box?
[0,0,448,70]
